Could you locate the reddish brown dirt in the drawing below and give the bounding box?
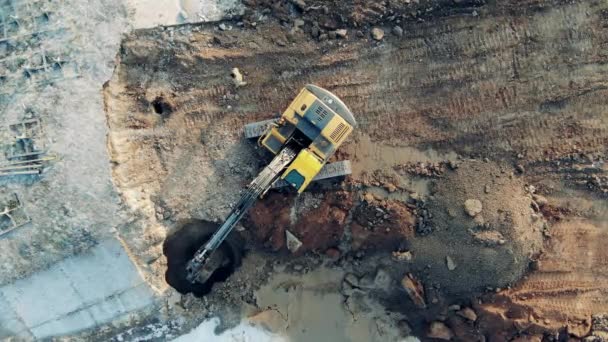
[351,198,415,251]
[476,219,608,339]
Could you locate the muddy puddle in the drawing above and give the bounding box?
[344,134,458,178]
[251,267,408,342]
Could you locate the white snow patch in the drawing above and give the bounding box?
[127,0,243,29]
[172,317,288,342]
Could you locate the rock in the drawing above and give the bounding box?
[335,29,348,38]
[374,268,392,290]
[446,256,457,271]
[385,183,398,192]
[311,26,320,38]
[464,199,483,217]
[341,280,356,296]
[328,31,337,40]
[364,193,375,203]
[167,291,181,309]
[325,247,340,259]
[457,307,477,321]
[318,33,328,41]
[471,230,506,246]
[294,19,305,29]
[292,0,306,11]
[285,230,303,253]
[428,321,454,340]
[218,23,231,31]
[511,335,543,342]
[371,27,385,41]
[344,273,359,287]
[484,184,491,194]
[532,194,548,207]
[473,215,485,226]
[401,274,426,308]
[397,320,413,336]
[448,304,461,311]
[230,68,247,87]
[515,164,525,173]
[392,250,413,262]
[359,274,375,289]
[392,26,404,37]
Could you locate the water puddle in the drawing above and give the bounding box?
[253,267,407,342]
[344,134,458,178]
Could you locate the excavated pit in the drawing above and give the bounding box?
[163,219,242,297]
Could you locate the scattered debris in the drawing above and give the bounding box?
[0,118,55,177]
[344,273,359,287]
[218,23,232,31]
[384,183,398,192]
[464,199,483,217]
[401,273,426,309]
[471,230,506,246]
[427,321,454,340]
[364,193,375,203]
[285,230,303,253]
[392,26,403,37]
[374,268,392,291]
[371,27,385,41]
[392,250,413,262]
[0,193,30,236]
[446,256,457,271]
[230,68,247,87]
[325,247,340,259]
[532,194,548,207]
[335,29,347,38]
[457,307,477,321]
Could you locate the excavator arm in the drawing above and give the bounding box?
[186,144,299,283]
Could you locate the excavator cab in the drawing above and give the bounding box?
[259,85,356,193]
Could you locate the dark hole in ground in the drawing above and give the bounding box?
[163,219,243,297]
[151,96,173,116]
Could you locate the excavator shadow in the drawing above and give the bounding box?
[163,219,243,297]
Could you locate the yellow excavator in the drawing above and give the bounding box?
[186,84,356,284]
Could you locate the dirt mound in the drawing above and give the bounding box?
[410,160,544,295]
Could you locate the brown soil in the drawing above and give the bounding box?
[103,0,608,339]
[477,219,608,339]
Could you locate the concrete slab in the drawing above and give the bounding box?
[0,238,155,340]
[59,240,144,305]
[1,262,84,328]
[0,293,30,339]
[31,310,97,339]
